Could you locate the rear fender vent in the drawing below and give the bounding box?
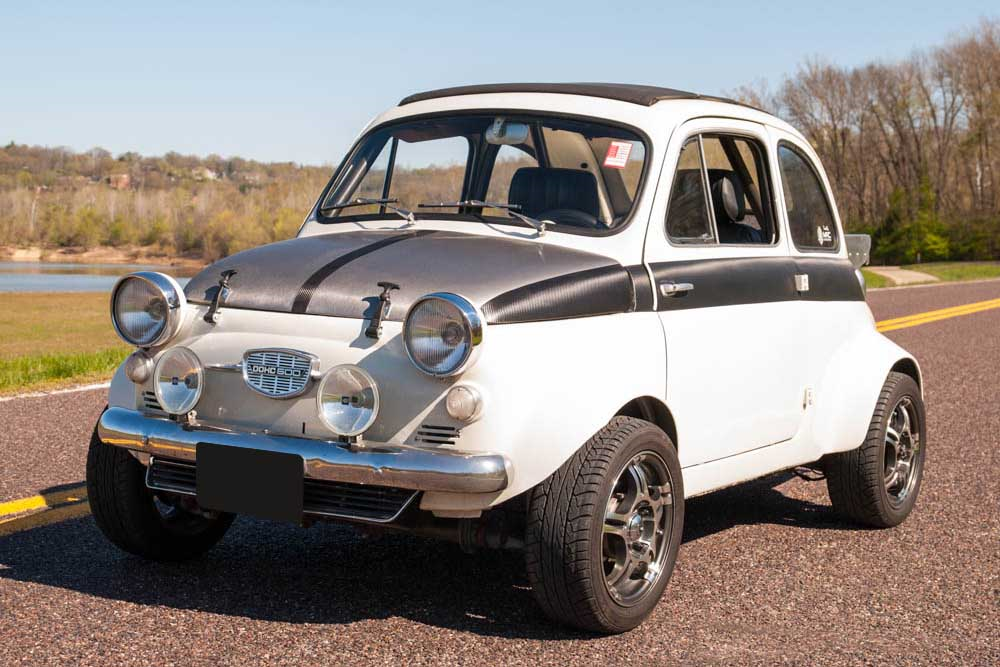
[142,390,164,413]
[415,424,461,445]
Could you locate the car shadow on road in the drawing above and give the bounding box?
[0,472,856,640]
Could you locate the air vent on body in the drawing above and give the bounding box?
[142,390,164,412]
[415,424,461,445]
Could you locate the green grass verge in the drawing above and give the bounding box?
[0,347,129,394]
[861,268,892,289]
[901,261,1000,282]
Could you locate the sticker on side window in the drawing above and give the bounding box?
[817,225,833,245]
[603,141,633,169]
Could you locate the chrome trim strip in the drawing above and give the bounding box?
[99,407,510,494]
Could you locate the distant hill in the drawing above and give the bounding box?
[0,143,332,260]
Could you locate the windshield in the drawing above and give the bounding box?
[317,113,647,234]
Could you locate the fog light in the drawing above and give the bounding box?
[317,364,380,437]
[153,347,204,415]
[446,384,483,422]
[124,350,154,384]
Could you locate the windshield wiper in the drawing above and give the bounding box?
[417,200,549,236]
[321,198,416,224]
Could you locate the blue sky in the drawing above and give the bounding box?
[0,1,995,165]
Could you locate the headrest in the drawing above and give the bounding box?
[508,167,600,219]
[707,170,745,224]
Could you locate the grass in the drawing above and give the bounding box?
[861,268,891,289]
[901,261,1000,282]
[0,292,129,395]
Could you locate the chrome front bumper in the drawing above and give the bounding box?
[98,407,510,494]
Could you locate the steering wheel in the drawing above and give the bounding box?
[536,208,606,230]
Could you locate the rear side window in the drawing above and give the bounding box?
[665,138,715,243]
[778,143,839,251]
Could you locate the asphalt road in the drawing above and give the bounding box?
[1,280,998,666]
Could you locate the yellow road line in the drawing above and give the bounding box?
[0,484,87,518]
[0,501,91,537]
[877,297,1000,332]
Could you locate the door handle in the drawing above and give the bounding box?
[659,281,694,297]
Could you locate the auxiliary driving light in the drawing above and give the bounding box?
[153,346,204,415]
[317,364,380,437]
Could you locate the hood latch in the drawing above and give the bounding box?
[365,281,400,339]
[204,269,237,324]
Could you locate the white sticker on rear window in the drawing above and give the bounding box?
[603,141,633,169]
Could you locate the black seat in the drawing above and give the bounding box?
[707,170,763,244]
[508,167,601,228]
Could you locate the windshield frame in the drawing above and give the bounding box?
[311,109,653,238]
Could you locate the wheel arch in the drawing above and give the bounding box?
[615,396,678,452]
[891,357,922,392]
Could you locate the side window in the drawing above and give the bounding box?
[701,135,774,244]
[665,138,715,243]
[778,143,839,251]
[485,144,538,203]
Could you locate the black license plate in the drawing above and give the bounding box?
[196,443,304,524]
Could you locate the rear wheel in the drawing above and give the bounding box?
[524,416,684,633]
[86,423,234,560]
[825,372,926,527]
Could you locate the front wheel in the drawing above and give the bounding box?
[86,422,234,560]
[824,371,926,528]
[524,416,684,634]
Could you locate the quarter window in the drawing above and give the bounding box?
[778,144,839,251]
[665,138,715,243]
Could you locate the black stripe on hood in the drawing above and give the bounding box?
[291,230,436,314]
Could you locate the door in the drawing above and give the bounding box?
[643,119,811,468]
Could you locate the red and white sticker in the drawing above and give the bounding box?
[603,141,633,169]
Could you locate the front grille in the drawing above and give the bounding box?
[144,457,416,523]
[415,424,461,445]
[243,349,313,398]
[303,479,417,522]
[146,458,196,495]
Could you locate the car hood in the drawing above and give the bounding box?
[184,229,636,324]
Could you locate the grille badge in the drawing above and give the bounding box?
[241,348,318,399]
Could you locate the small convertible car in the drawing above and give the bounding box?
[88,83,926,633]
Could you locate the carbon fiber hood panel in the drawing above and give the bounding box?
[184,229,634,324]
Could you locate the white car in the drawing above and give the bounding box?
[88,83,926,634]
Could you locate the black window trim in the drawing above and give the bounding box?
[664,130,780,249]
[776,139,841,253]
[309,109,652,238]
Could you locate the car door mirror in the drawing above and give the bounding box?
[846,234,871,268]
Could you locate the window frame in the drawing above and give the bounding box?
[776,140,841,253]
[663,130,780,249]
[309,109,653,238]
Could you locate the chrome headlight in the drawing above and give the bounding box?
[317,364,380,437]
[110,271,186,347]
[153,347,204,415]
[403,293,484,377]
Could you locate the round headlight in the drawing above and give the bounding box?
[110,271,186,347]
[403,293,484,377]
[317,364,380,437]
[153,347,204,415]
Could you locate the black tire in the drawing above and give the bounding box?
[825,372,926,528]
[86,423,234,560]
[524,416,684,634]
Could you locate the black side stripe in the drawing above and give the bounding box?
[291,230,436,314]
[482,264,633,324]
[649,256,863,311]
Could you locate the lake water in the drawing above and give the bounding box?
[0,262,197,292]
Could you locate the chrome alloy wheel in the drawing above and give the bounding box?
[602,451,674,606]
[884,396,921,506]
